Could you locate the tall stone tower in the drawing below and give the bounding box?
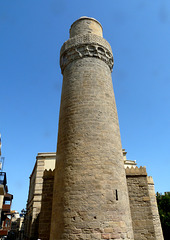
[50,17,134,240]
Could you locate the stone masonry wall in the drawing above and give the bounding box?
[147,176,164,240]
[50,17,134,240]
[126,167,156,240]
[38,170,54,240]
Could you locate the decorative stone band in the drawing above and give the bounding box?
[60,34,114,73]
[60,43,113,73]
[125,166,147,176]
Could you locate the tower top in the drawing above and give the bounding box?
[69,16,103,38]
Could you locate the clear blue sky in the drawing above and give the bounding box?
[0,0,170,212]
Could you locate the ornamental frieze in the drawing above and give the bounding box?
[60,43,114,73]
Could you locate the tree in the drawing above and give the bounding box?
[156,192,170,240]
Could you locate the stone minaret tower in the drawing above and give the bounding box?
[50,17,134,240]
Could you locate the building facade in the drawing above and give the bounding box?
[24,153,56,240]
[25,151,163,240]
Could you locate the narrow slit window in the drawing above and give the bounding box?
[116,189,118,201]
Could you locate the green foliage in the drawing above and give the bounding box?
[156,192,170,239]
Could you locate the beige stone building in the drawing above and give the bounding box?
[25,150,163,240]
[24,153,56,239]
[25,17,164,240]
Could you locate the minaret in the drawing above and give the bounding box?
[50,17,134,240]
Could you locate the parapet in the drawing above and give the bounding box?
[126,166,147,176]
[43,169,55,179]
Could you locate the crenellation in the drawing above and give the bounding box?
[125,166,147,176]
[43,169,55,179]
